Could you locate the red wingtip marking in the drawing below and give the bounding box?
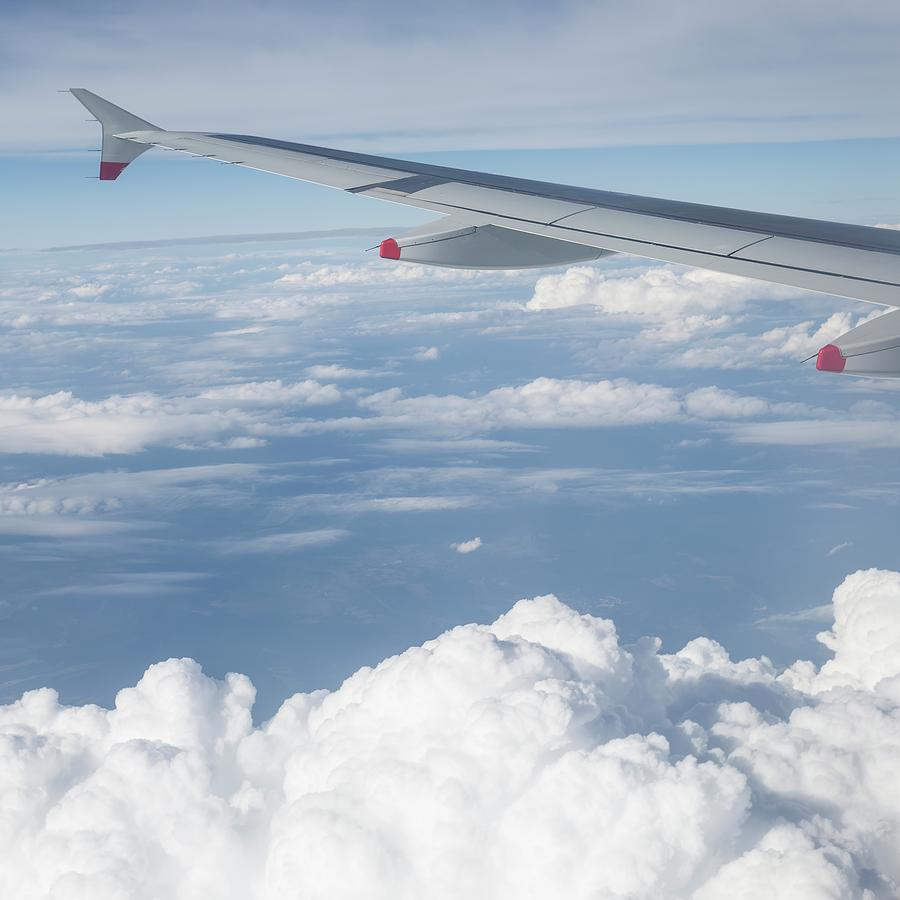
[99,161,128,181]
[816,344,846,373]
[379,238,401,260]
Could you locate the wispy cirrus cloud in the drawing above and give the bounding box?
[7,2,900,153]
[728,418,900,448]
[0,464,267,538]
[227,528,351,553]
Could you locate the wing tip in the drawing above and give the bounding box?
[99,161,129,181]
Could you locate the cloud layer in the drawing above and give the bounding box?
[2,243,882,461]
[0,372,809,457]
[8,2,900,152]
[0,380,340,456]
[2,569,899,898]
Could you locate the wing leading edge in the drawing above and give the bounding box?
[70,88,900,309]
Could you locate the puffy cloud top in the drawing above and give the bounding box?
[526,264,799,317]
[2,572,900,898]
[815,568,900,692]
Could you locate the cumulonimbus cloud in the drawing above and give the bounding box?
[2,569,899,898]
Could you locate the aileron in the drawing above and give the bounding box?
[551,207,772,256]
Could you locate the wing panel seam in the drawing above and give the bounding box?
[410,196,900,288]
[552,225,900,289]
[727,236,773,257]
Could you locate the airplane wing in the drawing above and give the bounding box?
[70,88,900,375]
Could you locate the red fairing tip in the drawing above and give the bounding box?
[379,238,401,260]
[99,161,128,181]
[816,344,846,373]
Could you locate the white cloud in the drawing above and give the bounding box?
[373,438,536,455]
[527,264,798,317]
[757,313,859,361]
[413,346,441,361]
[522,265,887,377]
[287,493,479,515]
[640,314,734,345]
[352,496,473,513]
[674,310,885,369]
[38,572,209,599]
[212,326,269,337]
[452,536,482,554]
[728,418,900,449]
[0,464,262,514]
[229,528,350,553]
[277,265,497,289]
[827,541,853,557]
[3,570,900,897]
[0,380,339,456]
[305,364,375,380]
[683,386,770,420]
[210,290,354,322]
[216,436,269,449]
[0,372,804,457]
[348,463,774,503]
[526,265,890,376]
[814,568,900,692]
[0,517,139,538]
[692,822,864,900]
[754,604,834,629]
[359,377,685,432]
[0,390,229,456]
[198,379,341,407]
[351,377,782,437]
[0,465,265,536]
[67,282,112,299]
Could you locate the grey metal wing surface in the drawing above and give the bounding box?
[70,88,900,313]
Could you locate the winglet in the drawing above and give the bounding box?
[69,89,162,180]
